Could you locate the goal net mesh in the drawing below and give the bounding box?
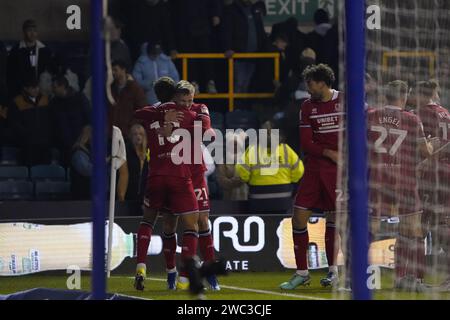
[335,0,450,299]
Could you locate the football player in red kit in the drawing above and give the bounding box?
[133,100,200,291]
[414,80,450,291]
[161,80,220,290]
[368,80,433,292]
[280,64,343,289]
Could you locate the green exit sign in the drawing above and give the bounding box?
[264,0,336,26]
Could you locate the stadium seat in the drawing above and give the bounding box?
[0,181,34,200]
[0,166,29,181]
[0,147,20,166]
[30,165,66,181]
[225,109,258,130]
[34,181,71,200]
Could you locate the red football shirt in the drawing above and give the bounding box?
[418,103,450,162]
[368,105,427,191]
[299,90,343,169]
[135,102,198,178]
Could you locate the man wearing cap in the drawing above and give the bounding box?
[132,42,180,105]
[7,19,54,98]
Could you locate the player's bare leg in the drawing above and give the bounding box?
[321,212,340,287]
[177,212,200,289]
[280,208,312,289]
[395,213,428,292]
[135,206,159,290]
[162,213,179,290]
[198,210,220,290]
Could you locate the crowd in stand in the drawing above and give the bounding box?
[0,0,341,203]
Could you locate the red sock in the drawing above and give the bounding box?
[199,229,215,262]
[415,237,425,279]
[293,228,309,270]
[180,230,199,277]
[325,224,338,267]
[395,236,407,278]
[137,222,153,264]
[163,232,177,270]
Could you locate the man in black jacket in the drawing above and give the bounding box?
[222,0,268,93]
[306,9,338,80]
[120,0,177,62]
[7,19,54,98]
[171,0,222,93]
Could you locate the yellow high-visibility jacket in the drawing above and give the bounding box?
[235,143,304,186]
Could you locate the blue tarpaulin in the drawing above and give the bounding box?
[0,288,146,300]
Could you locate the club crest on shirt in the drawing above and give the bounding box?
[201,105,209,115]
[311,108,318,114]
[335,103,341,112]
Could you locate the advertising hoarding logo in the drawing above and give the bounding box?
[276,218,395,269]
[213,216,265,252]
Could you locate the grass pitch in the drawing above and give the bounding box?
[1,270,449,300]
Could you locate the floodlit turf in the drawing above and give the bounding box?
[0,270,449,300]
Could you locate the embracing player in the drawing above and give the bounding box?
[133,98,200,291]
[163,80,219,290]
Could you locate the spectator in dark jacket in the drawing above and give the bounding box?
[274,48,316,153]
[306,9,338,78]
[109,60,147,137]
[120,0,177,61]
[223,0,268,93]
[9,76,53,165]
[270,17,308,74]
[259,33,290,94]
[171,0,221,93]
[50,75,91,166]
[7,19,54,98]
[275,47,316,107]
[110,19,132,71]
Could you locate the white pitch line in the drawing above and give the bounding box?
[215,284,327,301]
[116,276,328,301]
[115,293,153,300]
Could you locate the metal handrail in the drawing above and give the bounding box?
[176,52,280,111]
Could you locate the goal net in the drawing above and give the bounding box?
[335,0,450,299]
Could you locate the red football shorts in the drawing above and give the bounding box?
[191,173,210,212]
[294,167,337,213]
[143,176,198,216]
[370,169,422,217]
